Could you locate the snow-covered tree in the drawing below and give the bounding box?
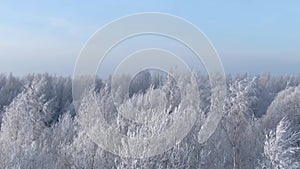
[262,86,300,130]
[258,117,300,169]
[220,77,260,169]
[0,76,51,168]
[0,74,76,169]
[0,73,22,122]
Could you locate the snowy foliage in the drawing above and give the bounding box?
[0,73,299,169]
[258,117,300,169]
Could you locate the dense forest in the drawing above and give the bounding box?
[0,72,299,169]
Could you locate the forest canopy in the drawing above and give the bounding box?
[0,73,299,169]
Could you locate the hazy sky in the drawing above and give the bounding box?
[1,1,300,76]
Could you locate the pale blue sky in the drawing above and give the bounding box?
[0,1,300,75]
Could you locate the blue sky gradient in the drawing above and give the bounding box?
[1,1,299,75]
